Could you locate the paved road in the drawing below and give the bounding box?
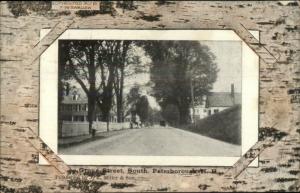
[59,126,241,156]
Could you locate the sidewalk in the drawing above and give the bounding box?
[58,128,134,148]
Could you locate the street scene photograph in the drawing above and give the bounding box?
[57,39,242,157]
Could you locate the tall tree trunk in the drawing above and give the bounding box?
[115,41,130,122]
[96,79,114,132]
[116,67,124,122]
[87,43,96,135]
[178,103,191,125]
[87,96,96,134]
[107,112,110,132]
[116,99,122,122]
[101,66,115,131]
[120,67,124,122]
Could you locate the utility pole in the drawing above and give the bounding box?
[190,77,195,124]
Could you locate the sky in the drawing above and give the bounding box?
[201,41,242,93]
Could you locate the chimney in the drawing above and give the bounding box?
[231,84,235,104]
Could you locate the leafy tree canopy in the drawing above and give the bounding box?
[140,41,218,124]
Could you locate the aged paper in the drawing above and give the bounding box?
[1,1,299,192]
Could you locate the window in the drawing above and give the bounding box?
[208,110,211,116]
[80,116,85,122]
[74,116,84,122]
[73,116,78,122]
[214,109,219,114]
[62,115,72,121]
[73,94,78,101]
[80,104,88,111]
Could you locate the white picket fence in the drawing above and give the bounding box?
[61,121,131,137]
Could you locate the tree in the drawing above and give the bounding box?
[59,40,145,132]
[95,40,120,130]
[147,108,162,126]
[114,43,150,122]
[59,41,99,134]
[141,41,218,125]
[135,95,149,124]
[112,41,131,123]
[124,84,141,118]
[126,85,161,126]
[162,104,180,126]
[59,40,124,132]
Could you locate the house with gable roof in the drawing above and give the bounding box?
[59,87,132,137]
[190,84,241,122]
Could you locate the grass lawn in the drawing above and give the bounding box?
[182,104,241,145]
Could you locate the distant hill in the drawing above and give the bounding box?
[184,104,241,145]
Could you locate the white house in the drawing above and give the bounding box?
[59,89,131,137]
[190,84,241,122]
[60,88,132,123]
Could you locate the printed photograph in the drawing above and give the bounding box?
[57,40,242,156]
